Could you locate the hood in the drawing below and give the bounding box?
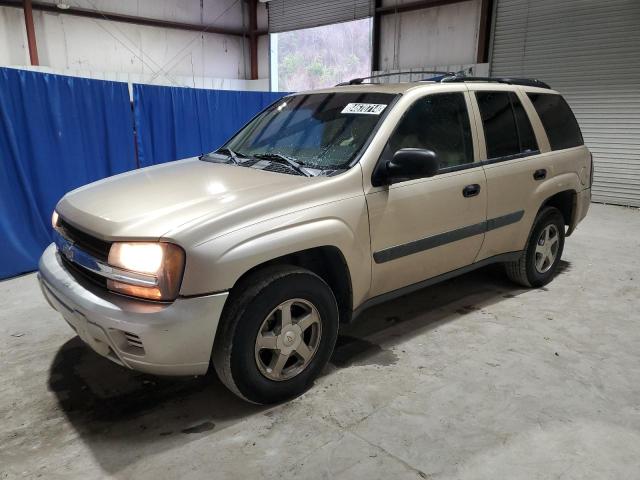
[56,158,320,241]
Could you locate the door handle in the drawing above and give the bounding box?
[533,169,547,180]
[462,184,481,197]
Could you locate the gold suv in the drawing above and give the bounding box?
[39,75,592,404]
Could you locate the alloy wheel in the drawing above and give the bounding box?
[254,298,322,381]
[534,224,560,273]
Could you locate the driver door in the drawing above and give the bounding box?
[366,91,487,297]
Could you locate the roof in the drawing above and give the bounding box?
[292,80,558,96]
[291,74,553,96]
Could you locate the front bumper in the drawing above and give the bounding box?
[38,243,228,376]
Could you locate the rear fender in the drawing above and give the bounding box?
[518,172,581,246]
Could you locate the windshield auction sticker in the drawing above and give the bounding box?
[341,103,387,115]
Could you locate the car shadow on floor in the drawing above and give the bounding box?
[331,260,571,368]
[47,261,570,474]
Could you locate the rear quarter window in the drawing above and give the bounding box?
[527,93,583,150]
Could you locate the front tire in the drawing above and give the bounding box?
[212,265,339,404]
[505,206,565,287]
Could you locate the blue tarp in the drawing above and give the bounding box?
[0,68,285,280]
[0,68,136,279]
[133,84,287,166]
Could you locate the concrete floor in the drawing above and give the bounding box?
[1,203,639,479]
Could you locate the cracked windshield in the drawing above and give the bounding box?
[222,92,397,173]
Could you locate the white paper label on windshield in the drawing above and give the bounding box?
[341,103,387,115]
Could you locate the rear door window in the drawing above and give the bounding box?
[475,91,538,160]
[527,93,583,150]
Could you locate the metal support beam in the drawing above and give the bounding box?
[376,0,467,15]
[1,0,267,37]
[22,0,39,65]
[476,0,493,63]
[249,0,259,79]
[371,0,381,72]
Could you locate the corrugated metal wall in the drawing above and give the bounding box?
[267,0,373,33]
[490,0,640,206]
[377,0,482,70]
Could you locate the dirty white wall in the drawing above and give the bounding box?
[379,0,482,70]
[0,0,270,88]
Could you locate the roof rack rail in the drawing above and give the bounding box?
[440,75,551,89]
[336,70,455,86]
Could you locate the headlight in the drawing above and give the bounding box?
[52,210,59,229]
[107,242,185,301]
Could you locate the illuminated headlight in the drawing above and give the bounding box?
[52,210,59,229]
[107,242,185,301]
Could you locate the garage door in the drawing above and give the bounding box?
[490,0,640,206]
[267,0,373,33]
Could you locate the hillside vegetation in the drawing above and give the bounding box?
[277,19,372,91]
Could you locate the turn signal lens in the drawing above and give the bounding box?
[107,242,185,301]
[52,211,59,229]
[106,281,163,301]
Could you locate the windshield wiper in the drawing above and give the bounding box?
[253,152,312,177]
[215,147,242,165]
[200,147,245,165]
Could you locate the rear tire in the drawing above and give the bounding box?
[212,265,339,404]
[505,206,565,287]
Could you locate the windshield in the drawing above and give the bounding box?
[223,92,397,170]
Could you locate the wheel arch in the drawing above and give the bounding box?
[538,189,578,235]
[530,171,580,235]
[229,246,354,324]
[202,217,364,324]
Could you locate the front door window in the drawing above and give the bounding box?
[385,92,474,172]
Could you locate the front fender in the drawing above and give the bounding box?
[179,196,372,307]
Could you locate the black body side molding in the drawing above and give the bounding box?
[373,210,524,264]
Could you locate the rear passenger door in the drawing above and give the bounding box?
[469,85,550,261]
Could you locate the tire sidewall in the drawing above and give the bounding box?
[229,271,338,404]
[525,208,565,287]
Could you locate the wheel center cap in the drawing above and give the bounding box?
[282,330,297,347]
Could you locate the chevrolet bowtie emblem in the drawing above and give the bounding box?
[62,242,75,261]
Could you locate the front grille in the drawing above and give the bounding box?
[57,217,111,261]
[60,253,108,289]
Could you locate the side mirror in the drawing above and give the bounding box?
[384,148,439,184]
